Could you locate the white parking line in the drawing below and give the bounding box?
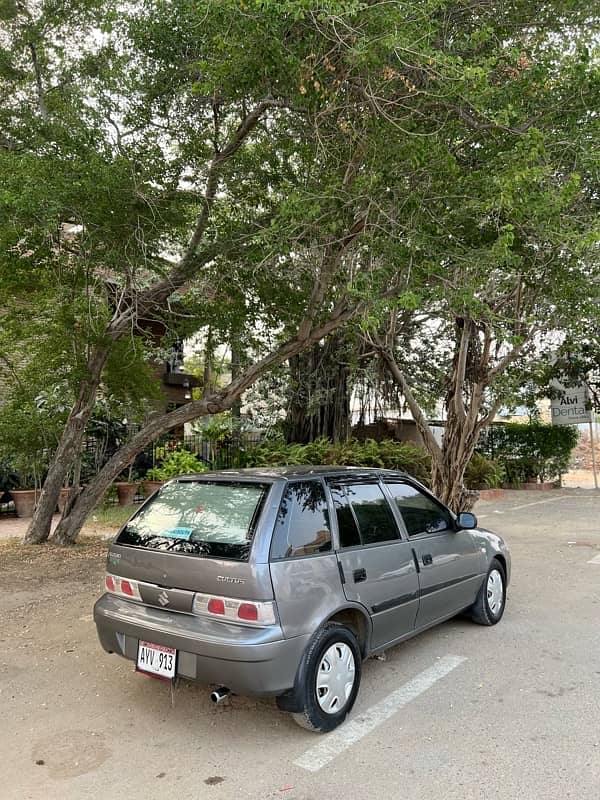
[492,495,571,514]
[293,655,467,773]
[587,554,600,565]
[509,495,571,511]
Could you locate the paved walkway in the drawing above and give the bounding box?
[0,515,58,541]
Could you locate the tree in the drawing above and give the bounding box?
[0,0,375,542]
[1,0,597,541]
[368,17,599,510]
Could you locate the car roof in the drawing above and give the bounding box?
[176,465,412,482]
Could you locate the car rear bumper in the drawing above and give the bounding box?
[94,593,310,696]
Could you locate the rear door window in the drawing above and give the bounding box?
[385,482,453,537]
[330,482,400,547]
[270,481,332,559]
[116,480,270,561]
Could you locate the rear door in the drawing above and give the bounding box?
[384,480,482,629]
[329,480,419,650]
[268,479,344,639]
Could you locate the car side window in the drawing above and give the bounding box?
[385,482,453,537]
[270,481,332,559]
[330,482,400,547]
[329,485,361,548]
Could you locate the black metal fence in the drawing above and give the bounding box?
[79,431,262,484]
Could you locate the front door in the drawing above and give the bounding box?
[328,481,419,650]
[384,481,483,629]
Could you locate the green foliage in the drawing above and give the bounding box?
[479,423,579,485]
[196,413,242,443]
[1,0,598,533]
[464,453,505,490]
[146,445,208,480]
[0,457,20,495]
[245,437,431,485]
[0,388,69,488]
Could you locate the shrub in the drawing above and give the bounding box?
[0,458,20,499]
[478,422,578,485]
[146,446,209,480]
[464,453,505,490]
[244,438,432,485]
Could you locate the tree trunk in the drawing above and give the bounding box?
[286,334,351,444]
[23,347,109,544]
[230,343,242,421]
[375,329,484,513]
[430,407,480,513]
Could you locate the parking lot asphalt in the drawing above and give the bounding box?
[1,488,599,800]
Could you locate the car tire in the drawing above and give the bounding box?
[292,623,361,733]
[469,558,506,626]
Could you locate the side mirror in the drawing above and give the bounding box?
[456,512,477,530]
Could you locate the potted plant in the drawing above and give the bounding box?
[142,475,165,497]
[1,455,40,518]
[114,465,140,506]
[0,388,67,517]
[9,455,46,518]
[11,486,39,517]
[0,458,19,508]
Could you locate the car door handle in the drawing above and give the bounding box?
[422,554,433,566]
[353,568,367,583]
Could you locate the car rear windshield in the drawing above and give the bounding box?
[116,480,271,561]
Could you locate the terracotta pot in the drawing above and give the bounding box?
[143,480,164,497]
[114,482,138,506]
[10,489,39,518]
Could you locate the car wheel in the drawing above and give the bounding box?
[469,558,506,626]
[292,623,361,733]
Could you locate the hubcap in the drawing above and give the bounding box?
[487,569,504,616]
[315,642,356,714]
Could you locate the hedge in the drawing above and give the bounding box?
[478,422,578,485]
[244,437,432,485]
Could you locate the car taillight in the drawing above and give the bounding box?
[207,598,225,615]
[104,573,142,601]
[192,592,276,627]
[237,603,258,622]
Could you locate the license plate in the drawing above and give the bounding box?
[136,641,177,680]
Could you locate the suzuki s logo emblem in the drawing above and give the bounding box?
[157,590,170,607]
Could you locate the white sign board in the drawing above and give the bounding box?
[550,381,591,425]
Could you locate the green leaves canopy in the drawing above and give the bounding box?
[0,0,598,450]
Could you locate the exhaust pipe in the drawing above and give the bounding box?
[210,686,231,704]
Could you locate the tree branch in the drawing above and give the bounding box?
[372,333,443,459]
[107,97,283,336]
[28,43,48,122]
[297,213,367,341]
[451,317,471,423]
[432,102,539,136]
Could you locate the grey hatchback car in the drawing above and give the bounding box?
[94,467,510,732]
